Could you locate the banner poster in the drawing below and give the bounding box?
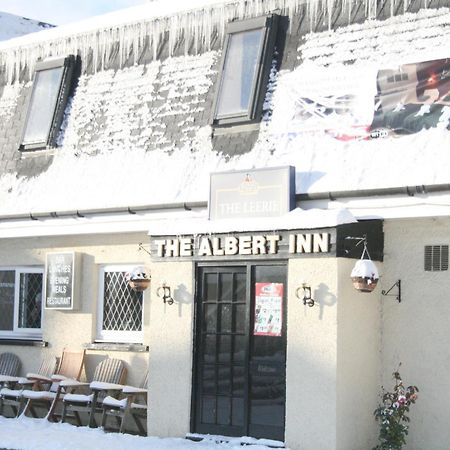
[254,282,283,337]
[271,57,450,140]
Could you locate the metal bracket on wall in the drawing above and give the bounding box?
[381,280,401,303]
[138,242,151,256]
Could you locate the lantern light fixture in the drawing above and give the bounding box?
[296,283,315,307]
[157,283,174,305]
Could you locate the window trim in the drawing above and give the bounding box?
[0,266,44,340]
[19,55,76,152]
[97,264,144,344]
[211,14,279,127]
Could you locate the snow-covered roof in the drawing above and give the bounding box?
[0,2,449,237]
[0,11,54,42]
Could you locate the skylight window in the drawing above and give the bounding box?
[212,14,278,127]
[19,55,76,152]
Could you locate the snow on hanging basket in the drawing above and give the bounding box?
[126,266,151,292]
[350,238,379,293]
[351,259,379,293]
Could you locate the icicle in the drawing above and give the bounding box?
[0,0,442,84]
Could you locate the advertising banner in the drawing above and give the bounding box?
[272,57,450,140]
[254,282,283,337]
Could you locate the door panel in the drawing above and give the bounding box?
[194,264,286,441]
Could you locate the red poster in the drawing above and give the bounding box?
[254,282,283,337]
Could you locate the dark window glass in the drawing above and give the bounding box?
[201,397,216,424]
[0,271,15,331]
[217,396,231,425]
[18,272,43,329]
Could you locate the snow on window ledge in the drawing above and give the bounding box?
[83,342,148,353]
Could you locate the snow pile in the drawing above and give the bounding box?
[0,81,24,122]
[0,416,284,450]
[0,11,53,42]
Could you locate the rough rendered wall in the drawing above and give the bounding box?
[382,218,450,450]
[336,258,380,450]
[285,257,338,450]
[147,261,194,437]
[0,233,150,387]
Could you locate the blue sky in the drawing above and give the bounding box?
[0,0,150,25]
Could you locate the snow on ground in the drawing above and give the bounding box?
[0,416,285,450]
[0,11,53,42]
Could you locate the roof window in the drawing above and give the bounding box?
[212,14,278,127]
[19,55,76,152]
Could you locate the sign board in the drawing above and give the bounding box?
[152,231,331,260]
[209,166,295,220]
[44,252,80,310]
[254,283,283,337]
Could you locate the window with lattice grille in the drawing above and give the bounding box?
[424,245,449,271]
[97,265,144,343]
[0,267,44,338]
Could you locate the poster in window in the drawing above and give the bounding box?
[254,282,283,337]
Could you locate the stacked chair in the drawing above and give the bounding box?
[0,354,57,417]
[0,352,21,387]
[61,358,127,428]
[21,349,86,421]
[101,369,148,435]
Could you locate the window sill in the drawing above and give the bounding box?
[0,339,48,347]
[212,122,260,135]
[83,342,148,353]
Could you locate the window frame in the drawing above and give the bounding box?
[211,14,279,127]
[97,264,144,344]
[19,55,76,152]
[0,266,44,340]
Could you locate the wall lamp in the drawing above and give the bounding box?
[296,283,315,307]
[157,283,174,305]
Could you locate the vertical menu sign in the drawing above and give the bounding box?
[45,252,77,310]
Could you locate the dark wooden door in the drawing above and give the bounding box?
[193,264,287,441]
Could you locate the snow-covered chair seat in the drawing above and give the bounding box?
[21,349,85,421]
[0,355,58,418]
[101,370,148,435]
[61,358,127,428]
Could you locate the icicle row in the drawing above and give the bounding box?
[0,0,429,84]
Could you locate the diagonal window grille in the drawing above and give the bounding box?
[18,272,43,329]
[102,271,143,332]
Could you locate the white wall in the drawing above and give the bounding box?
[0,233,150,386]
[147,261,194,437]
[336,258,380,450]
[285,257,339,450]
[382,218,450,450]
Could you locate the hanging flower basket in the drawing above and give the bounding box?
[126,266,151,292]
[351,259,379,293]
[128,278,151,292]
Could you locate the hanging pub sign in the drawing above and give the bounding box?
[209,166,295,220]
[254,283,283,337]
[44,252,80,310]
